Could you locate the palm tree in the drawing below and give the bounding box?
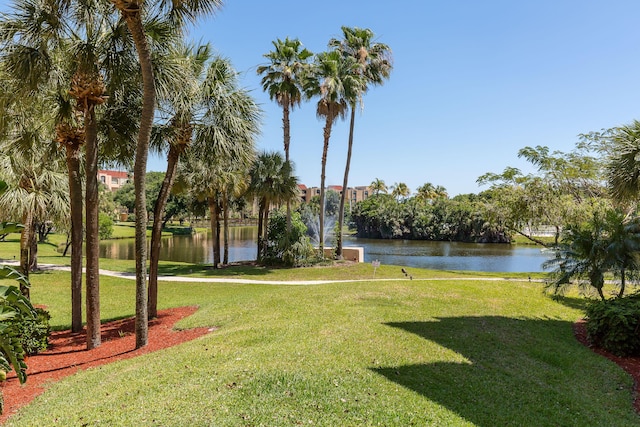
[544,209,640,299]
[0,104,69,298]
[329,27,392,258]
[147,43,210,319]
[305,50,362,256]
[111,0,222,349]
[0,0,143,345]
[175,57,259,270]
[606,120,640,206]
[391,182,410,201]
[370,178,387,195]
[257,37,312,234]
[249,151,298,261]
[0,0,86,333]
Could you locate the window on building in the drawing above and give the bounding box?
[112,177,118,184]
[100,176,106,183]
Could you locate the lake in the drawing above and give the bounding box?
[99,227,550,273]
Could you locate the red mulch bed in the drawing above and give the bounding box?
[0,306,211,423]
[574,320,640,413]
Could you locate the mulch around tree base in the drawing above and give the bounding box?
[573,320,640,413]
[0,306,211,423]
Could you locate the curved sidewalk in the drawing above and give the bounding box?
[6,262,528,285]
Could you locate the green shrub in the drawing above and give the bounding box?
[98,212,114,239]
[264,210,315,267]
[14,307,51,355]
[585,294,640,356]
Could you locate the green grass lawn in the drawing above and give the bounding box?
[3,266,638,426]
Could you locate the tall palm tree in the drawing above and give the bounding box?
[329,27,392,258]
[257,37,312,233]
[111,0,222,349]
[305,50,362,256]
[147,43,209,319]
[0,0,142,345]
[175,57,259,270]
[0,0,86,333]
[249,151,298,261]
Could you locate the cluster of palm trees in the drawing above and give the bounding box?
[257,27,392,258]
[0,0,243,350]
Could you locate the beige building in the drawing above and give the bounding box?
[298,184,371,206]
[98,170,131,192]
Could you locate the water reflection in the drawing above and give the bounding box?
[99,228,548,272]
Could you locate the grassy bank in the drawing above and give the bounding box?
[3,267,638,426]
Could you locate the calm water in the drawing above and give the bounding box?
[99,228,549,272]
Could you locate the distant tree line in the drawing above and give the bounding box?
[351,193,509,243]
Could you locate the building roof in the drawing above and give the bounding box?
[98,170,129,179]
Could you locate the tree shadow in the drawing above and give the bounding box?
[371,317,634,426]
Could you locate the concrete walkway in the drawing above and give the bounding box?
[3,261,532,285]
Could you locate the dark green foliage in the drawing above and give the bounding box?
[98,212,114,239]
[13,307,50,355]
[544,209,640,299]
[351,194,509,243]
[585,294,640,356]
[264,210,314,267]
[0,271,36,392]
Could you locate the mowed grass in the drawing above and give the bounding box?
[3,268,638,426]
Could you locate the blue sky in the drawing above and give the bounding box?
[5,0,640,196]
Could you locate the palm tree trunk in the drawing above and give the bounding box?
[337,106,356,259]
[19,209,32,298]
[28,229,38,271]
[66,144,84,333]
[121,8,155,349]
[85,104,101,350]
[223,192,229,265]
[262,199,270,257]
[619,267,626,298]
[319,116,332,257]
[257,200,264,261]
[209,196,221,268]
[283,105,292,235]
[148,144,180,319]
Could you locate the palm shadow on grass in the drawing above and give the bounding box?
[372,317,636,427]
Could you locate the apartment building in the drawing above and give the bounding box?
[98,170,131,192]
[298,184,371,205]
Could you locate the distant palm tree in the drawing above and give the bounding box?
[257,37,312,234]
[391,182,410,201]
[329,27,392,258]
[370,178,388,195]
[305,50,363,255]
[249,152,298,261]
[416,183,447,202]
[607,120,640,205]
[176,57,260,269]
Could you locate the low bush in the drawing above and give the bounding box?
[585,294,640,356]
[98,213,114,239]
[264,210,315,267]
[14,307,51,356]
